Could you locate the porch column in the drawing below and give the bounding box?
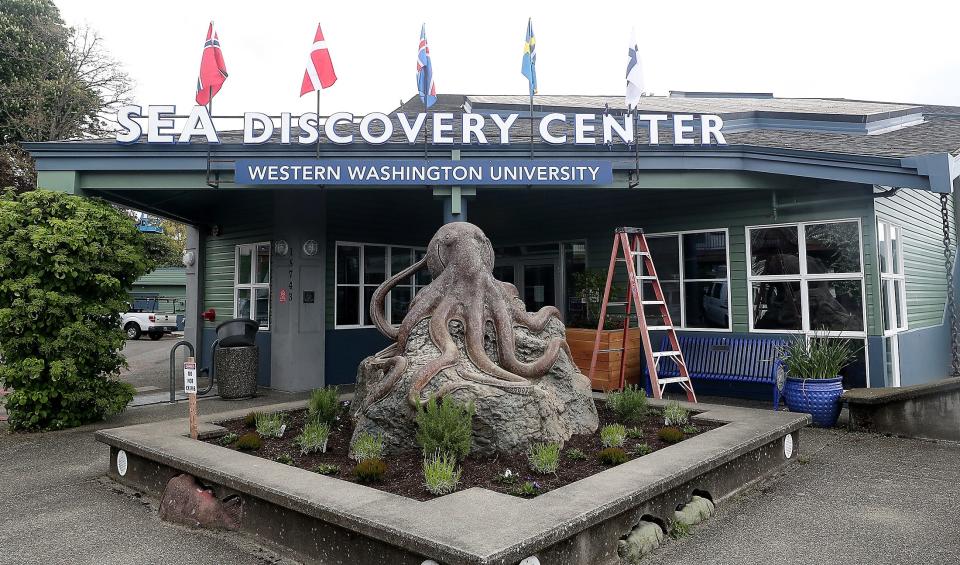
[183,224,204,355]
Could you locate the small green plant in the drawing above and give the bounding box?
[308,386,341,425]
[422,451,462,496]
[275,453,294,465]
[235,432,263,451]
[633,443,653,457]
[527,442,561,474]
[658,426,684,444]
[778,333,858,379]
[243,411,259,428]
[218,432,239,446]
[607,385,649,425]
[351,432,385,462]
[255,411,286,438]
[295,420,331,454]
[312,463,340,475]
[353,458,387,483]
[513,481,540,497]
[682,424,699,434]
[495,468,519,485]
[626,426,645,439]
[565,448,588,461]
[600,423,627,448]
[663,401,690,426]
[415,396,474,460]
[598,447,629,465]
[670,520,691,539]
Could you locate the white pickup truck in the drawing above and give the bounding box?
[121,311,178,340]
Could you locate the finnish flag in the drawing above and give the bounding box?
[625,28,645,109]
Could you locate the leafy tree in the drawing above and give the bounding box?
[0,189,152,430]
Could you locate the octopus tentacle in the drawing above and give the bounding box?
[360,355,408,411]
[369,256,427,341]
[408,300,460,407]
[462,305,529,384]
[487,278,565,377]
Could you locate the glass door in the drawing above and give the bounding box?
[522,262,558,312]
[878,220,906,387]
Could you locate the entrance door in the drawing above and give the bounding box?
[878,220,906,387]
[522,261,558,312]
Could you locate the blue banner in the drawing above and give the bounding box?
[234,159,613,186]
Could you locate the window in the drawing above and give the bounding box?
[335,243,429,328]
[747,220,865,335]
[645,230,730,330]
[235,242,271,329]
[877,221,907,333]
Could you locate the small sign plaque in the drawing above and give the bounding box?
[184,360,197,394]
[279,288,288,304]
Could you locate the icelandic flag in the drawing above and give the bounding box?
[417,24,437,108]
[625,28,645,108]
[195,22,228,105]
[300,23,338,96]
[521,18,537,95]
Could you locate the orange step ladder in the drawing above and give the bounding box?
[588,227,697,401]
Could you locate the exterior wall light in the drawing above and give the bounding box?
[274,239,290,257]
[302,239,319,257]
[182,250,196,267]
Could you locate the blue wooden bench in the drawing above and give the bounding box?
[644,335,786,409]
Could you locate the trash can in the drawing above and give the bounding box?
[214,319,259,399]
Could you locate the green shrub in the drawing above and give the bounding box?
[243,411,259,428]
[415,396,474,460]
[295,420,330,454]
[218,432,239,446]
[598,447,629,465]
[235,432,263,451]
[527,442,561,474]
[600,423,627,448]
[633,443,653,457]
[308,386,341,425]
[565,448,588,461]
[255,412,286,438]
[0,190,151,431]
[495,468,519,485]
[663,401,689,426]
[778,333,857,379]
[607,385,649,425]
[657,426,684,444]
[312,463,339,475]
[423,451,462,496]
[670,520,691,539]
[626,426,645,439]
[353,458,387,483]
[351,432,385,462]
[682,424,699,435]
[275,453,294,465]
[513,481,539,497]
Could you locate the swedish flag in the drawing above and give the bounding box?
[521,18,537,95]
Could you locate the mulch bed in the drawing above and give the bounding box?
[205,402,721,501]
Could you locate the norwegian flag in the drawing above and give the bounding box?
[300,24,338,96]
[195,22,228,105]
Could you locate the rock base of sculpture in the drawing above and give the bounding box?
[351,317,599,456]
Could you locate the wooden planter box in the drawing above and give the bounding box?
[566,327,643,391]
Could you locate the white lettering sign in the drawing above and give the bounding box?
[184,361,197,394]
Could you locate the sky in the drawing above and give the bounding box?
[54,0,960,118]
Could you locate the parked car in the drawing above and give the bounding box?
[121,309,178,340]
[702,282,729,327]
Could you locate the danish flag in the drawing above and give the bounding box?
[195,22,228,105]
[300,24,338,96]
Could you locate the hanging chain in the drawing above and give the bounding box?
[940,193,960,376]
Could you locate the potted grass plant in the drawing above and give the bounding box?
[778,334,856,427]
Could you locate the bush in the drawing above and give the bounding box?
[235,432,263,451]
[657,426,684,444]
[353,458,387,483]
[607,385,649,425]
[565,448,587,461]
[423,451,462,496]
[312,463,339,475]
[600,423,627,448]
[415,396,474,460]
[663,401,689,426]
[598,447,629,465]
[255,412,286,438]
[295,420,330,454]
[308,386,341,425]
[243,411,259,428]
[778,333,857,379]
[275,453,294,465]
[513,481,540,497]
[351,432,385,462]
[626,426,645,439]
[0,190,151,430]
[527,442,561,474]
[682,424,699,435]
[218,432,238,446]
[634,443,653,457]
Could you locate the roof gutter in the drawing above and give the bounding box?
[900,153,960,194]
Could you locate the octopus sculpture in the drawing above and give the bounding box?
[360,222,571,410]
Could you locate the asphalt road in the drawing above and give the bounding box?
[120,334,190,394]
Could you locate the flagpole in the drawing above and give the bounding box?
[316,90,321,159]
[529,90,534,159]
[206,86,213,186]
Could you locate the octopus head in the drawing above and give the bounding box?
[426,222,494,278]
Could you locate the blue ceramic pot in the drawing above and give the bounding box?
[783,377,844,427]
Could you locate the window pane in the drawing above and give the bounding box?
[881,279,891,332]
[337,246,360,284]
[647,236,680,280]
[415,249,431,286]
[365,246,386,284]
[684,281,728,328]
[805,222,861,274]
[255,243,271,283]
[750,227,800,276]
[254,287,269,328]
[336,286,360,325]
[363,286,377,326]
[237,247,252,284]
[877,221,888,274]
[811,338,866,389]
[643,281,681,326]
[236,288,251,319]
[390,286,413,325]
[890,226,901,275]
[894,280,904,329]
[807,279,864,332]
[752,280,802,330]
[391,247,413,279]
[563,241,587,322]
[682,231,727,279]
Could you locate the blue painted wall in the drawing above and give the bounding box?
[324,329,391,385]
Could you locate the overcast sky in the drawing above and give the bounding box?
[55,0,960,117]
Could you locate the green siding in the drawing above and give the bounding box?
[203,219,273,329]
[874,188,956,330]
